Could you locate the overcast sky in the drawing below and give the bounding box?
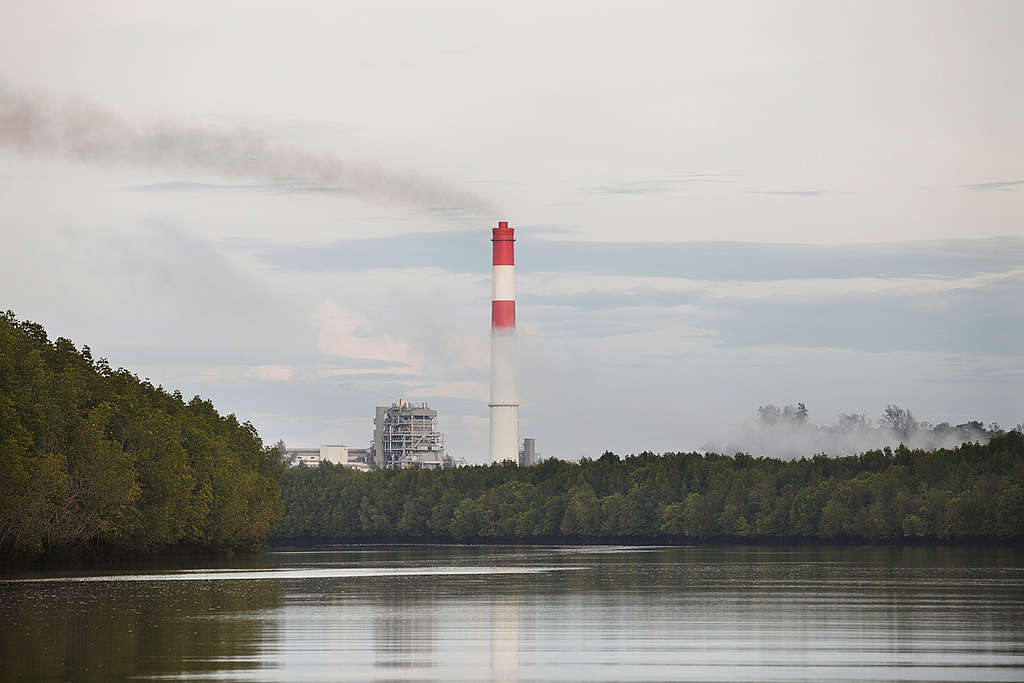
[2,1,1022,461]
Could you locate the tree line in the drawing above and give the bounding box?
[3,310,1021,558]
[274,431,1024,544]
[0,312,283,560]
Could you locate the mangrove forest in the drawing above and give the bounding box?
[0,312,283,560]
[274,433,1024,544]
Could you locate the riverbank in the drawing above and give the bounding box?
[267,536,1024,549]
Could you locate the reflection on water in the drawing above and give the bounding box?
[1,545,1022,681]
[491,595,519,682]
[7,565,576,583]
[0,577,281,680]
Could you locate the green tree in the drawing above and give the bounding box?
[560,484,601,536]
[0,312,283,559]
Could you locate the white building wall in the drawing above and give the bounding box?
[320,445,348,465]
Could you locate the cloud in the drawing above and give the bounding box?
[709,271,1024,355]
[752,190,825,197]
[313,300,421,368]
[584,174,732,196]
[195,364,296,382]
[517,265,1024,306]
[518,265,1024,353]
[321,367,414,378]
[239,233,1024,282]
[961,179,1024,191]
[104,346,409,370]
[523,289,702,312]
[1,218,309,360]
[245,365,295,381]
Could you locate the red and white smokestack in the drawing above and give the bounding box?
[489,221,519,464]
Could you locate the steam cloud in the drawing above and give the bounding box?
[0,85,492,212]
[703,404,999,460]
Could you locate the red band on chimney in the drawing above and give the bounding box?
[491,301,515,330]
[492,225,514,266]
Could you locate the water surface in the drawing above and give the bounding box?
[1,545,1022,681]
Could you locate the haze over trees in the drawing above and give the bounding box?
[274,430,1024,544]
[0,312,283,560]
[706,402,1000,460]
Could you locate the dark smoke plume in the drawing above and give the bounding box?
[0,85,492,212]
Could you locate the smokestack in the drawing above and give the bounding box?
[489,220,519,464]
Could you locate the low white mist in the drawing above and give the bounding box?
[703,404,997,460]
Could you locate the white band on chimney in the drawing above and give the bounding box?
[492,265,515,301]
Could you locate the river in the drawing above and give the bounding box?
[1,545,1022,681]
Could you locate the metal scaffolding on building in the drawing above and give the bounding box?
[372,399,447,469]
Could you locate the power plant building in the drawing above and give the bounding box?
[282,444,371,470]
[279,399,448,471]
[371,399,447,469]
[519,438,536,467]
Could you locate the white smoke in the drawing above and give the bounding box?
[703,404,997,459]
[0,84,492,212]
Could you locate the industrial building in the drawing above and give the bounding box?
[281,444,370,471]
[280,409,536,469]
[372,399,447,469]
[519,438,536,467]
[278,399,449,471]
